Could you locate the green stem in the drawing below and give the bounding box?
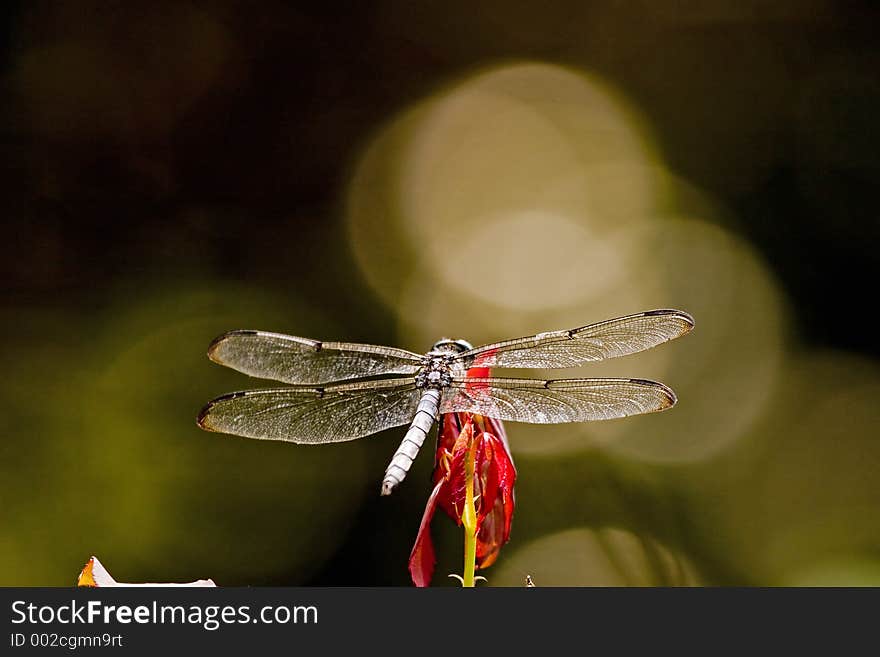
[462,437,478,588]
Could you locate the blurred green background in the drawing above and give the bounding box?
[2,1,880,586]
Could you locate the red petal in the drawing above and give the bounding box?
[438,417,474,522]
[408,480,444,587]
[475,432,517,569]
[474,434,500,525]
[484,416,512,462]
[437,413,462,456]
[494,433,517,542]
[434,414,461,521]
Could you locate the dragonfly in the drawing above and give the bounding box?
[197,309,694,496]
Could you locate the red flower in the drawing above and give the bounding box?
[408,369,517,587]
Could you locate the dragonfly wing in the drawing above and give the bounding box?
[455,309,694,369]
[198,378,421,443]
[440,376,676,423]
[207,330,424,384]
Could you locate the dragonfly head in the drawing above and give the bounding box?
[431,338,473,354]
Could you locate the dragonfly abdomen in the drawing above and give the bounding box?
[381,388,441,496]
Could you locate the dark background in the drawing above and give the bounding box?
[2,1,879,586]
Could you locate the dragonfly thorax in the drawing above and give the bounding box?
[415,353,457,389]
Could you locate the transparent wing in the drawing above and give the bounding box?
[454,309,694,369]
[207,330,424,385]
[440,377,676,423]
[197,378,421,443]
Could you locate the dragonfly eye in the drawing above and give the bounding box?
[432,338,473,353]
